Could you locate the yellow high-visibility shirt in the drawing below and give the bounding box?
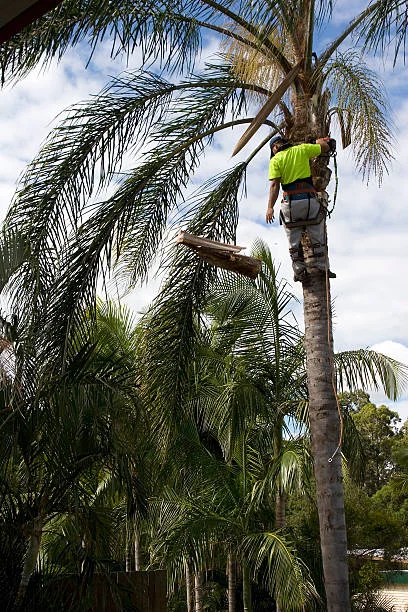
[268,143,321,185]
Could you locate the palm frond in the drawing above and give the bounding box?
[359,0,408,66]
[0,228,28,293]
[335,349,408,401]
[0,0,204,85]
[6,68,239,258]
[8,66,250,365]
[323,51,394,183]
[242,531,319,610]
[140,164,246,448]
[341,409,366,486]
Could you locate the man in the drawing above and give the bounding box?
[266,135,336,282]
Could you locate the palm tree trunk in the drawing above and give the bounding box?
[186,562,194,612]
[302,270,350,611]
[125,521,132,572]
[194,571,204,612]
[274,416,286,530]
[274,416,285,612]
[242,559,252,612]
[274,489,286,612]
[227,554,237,612]
[275,489,286,530]
[134,522,142,571]
[14,517,42,610]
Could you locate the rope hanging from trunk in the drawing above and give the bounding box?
[323,222,344,463]
[326,152,338,218]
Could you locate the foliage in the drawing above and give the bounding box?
[352,402,401,495]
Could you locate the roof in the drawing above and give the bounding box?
[0,0,65,45]
[349,549,408,564]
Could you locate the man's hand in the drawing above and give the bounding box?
[266,206,274,223]
[316,137,335,154]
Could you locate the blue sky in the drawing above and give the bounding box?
[0,2,408,419]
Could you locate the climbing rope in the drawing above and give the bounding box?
[323,221,344,463]
[326,151,338,218]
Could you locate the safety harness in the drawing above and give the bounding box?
[279,178,326,229]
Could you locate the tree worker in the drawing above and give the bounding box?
[266,135,336,282]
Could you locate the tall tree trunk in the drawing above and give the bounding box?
[194,571,204,612]
[274,418,285,612]
[302,269,350,611]
[274,415,286,530]
[242,559,252,612]
[186,562,194,612]
[14,517,43,611]
[274,488,286,612]
[227,554,237,612]
[289,90,351,610]
[134,522,142,571]
[125,521,132,572]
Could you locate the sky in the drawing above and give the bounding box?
[0,2,408,421]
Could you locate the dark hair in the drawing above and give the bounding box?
[269,136,291,158]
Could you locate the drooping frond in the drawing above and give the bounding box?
[0,228,28,293]
[0,0,315,87]
[341,409,366,486]
[359,0,408,65]
[242,531,319,610]
[5,67,241,260]
[248,439,312,511]
[323,51,394,183]
[140,164,246,447]
[221,24,295,103]
[335,349,408,401]
[5,66,253,364]
[207,240,301,359]
[0,0,204,85]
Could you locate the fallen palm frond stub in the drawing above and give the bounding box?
[176,231,262,279]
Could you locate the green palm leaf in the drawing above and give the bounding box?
[335,349,408,401]
[242,531,319,610]
[323,50,394,183]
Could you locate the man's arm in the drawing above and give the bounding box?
[315,137,331,154]
[266,178,280,223]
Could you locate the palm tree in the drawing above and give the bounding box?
[200,240,408,608]
[0,300,148,610]
[1,2,407,609]
[143,241,406,610]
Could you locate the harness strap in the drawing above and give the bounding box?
[283,181,316,197]
[283,186,316,196]
[280,203,326,229]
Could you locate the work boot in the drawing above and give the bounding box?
[294,270,308,283]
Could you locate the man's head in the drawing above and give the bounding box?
[269,135,290,158]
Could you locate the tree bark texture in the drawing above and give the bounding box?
[194,571,204,612]
[186,562,194,612]
[302,269,350,611]
[242,559,252,612]
[14,517,43,611]
[134,522,142,571]
[227,554,237,612]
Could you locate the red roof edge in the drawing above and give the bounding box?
[0,0,65,45]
